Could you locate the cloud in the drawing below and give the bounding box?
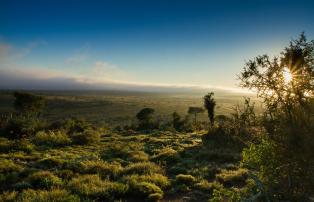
[65,43,90,64]
[0,40,250,94]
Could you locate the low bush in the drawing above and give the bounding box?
[123,162,163,175]
[148,192,163,201]
[0,138,34,153]
[151,147,179,165]
[18,189,80,202]
[70,130,100,145]
[78,160,122,179]
[27,171,63,189]
[0,191,18,202]
[127,181,163,199]
[128,151,149,162]
[123,173,170,189]
[175,174,196,185]
[68,174,127,200]
[3,116,46,139]
[33,131,71,147]
[50,118,91,134]
[35,157,65,169]
[216,168,248,187]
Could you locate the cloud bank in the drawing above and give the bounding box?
[0,40,250,94]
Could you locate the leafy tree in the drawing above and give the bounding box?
[203,92,216,127]
[13,92,45,116]
[239,33,314,200]
[172,112,184,131]
[187,107,204,126]
[136,108,155,130]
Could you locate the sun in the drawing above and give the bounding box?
[283,67,293,84]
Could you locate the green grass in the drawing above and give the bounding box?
[0,90,260,201]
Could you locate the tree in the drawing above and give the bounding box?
[203,92,216,127]
[172,112,184,131]
[187,107,204,126]
[239,33,314,200]
[136,108,155,130]
[13,91,46,116]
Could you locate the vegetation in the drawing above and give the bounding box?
[0,33,313,201]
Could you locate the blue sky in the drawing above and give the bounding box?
[1,0,314,91]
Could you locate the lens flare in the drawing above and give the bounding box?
[283,67,293,84]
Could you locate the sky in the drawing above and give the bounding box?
[1,0,314,92]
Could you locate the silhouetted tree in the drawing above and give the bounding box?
[188,107,204,126]
[239,32,314,200]
[13,91,45,117]
[136,108,155,130]
[172,112,184,131]
[204,92,216,127]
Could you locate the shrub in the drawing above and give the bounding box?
[123,162,163,175]
[0,137,13,153]
[175,174,196,185]
[123,173,170,189]
[50,118,91,134]
[27,171,63,189]
[0,191,18,202]
[12,139,34,153]
[151,147,179,164]
[194,179,211,192]
[79,160,122,179]
[33,131,71,147]
[128,151,149,162]
[211,187,242,202]
[70,130,100,145]
[148,192,163,201]
[127,181,163,198]
[68,174,127,200]
[0,159,23,173]
[18,189,80,202]
[216,168,248,187]
[4,116,46,139]
[35,157,65,169]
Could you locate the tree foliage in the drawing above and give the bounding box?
[203,92,216,127]
[239,33,314,200]
[13,92,46,116]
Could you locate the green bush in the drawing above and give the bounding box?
[27,171,63,189]
[0,137,13,153]
[33,131,72,147]
[79,160,122,179]
[128,151,149,162]
[151,147,179,165]
[123,173,170,189]
[216,168,248,187]
[148,192,163,201]
[50,118,91,134]
[18,189,80,202]
[175,174,196,185]
[35,157,65,169]
[123,162,163,175]
[211,187,242,202]
[127,181,163,199]
[68,174,127,200]
[3,116,46,139]
[70,130,100,145]
[0,191,18,202]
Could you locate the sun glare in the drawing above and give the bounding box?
[283,67,293,84]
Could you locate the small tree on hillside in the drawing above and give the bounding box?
[13,91,46,117]
[136,108,155,130]
[172,112,184,131]
[204,92,216,127]
[188,107,204,126]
